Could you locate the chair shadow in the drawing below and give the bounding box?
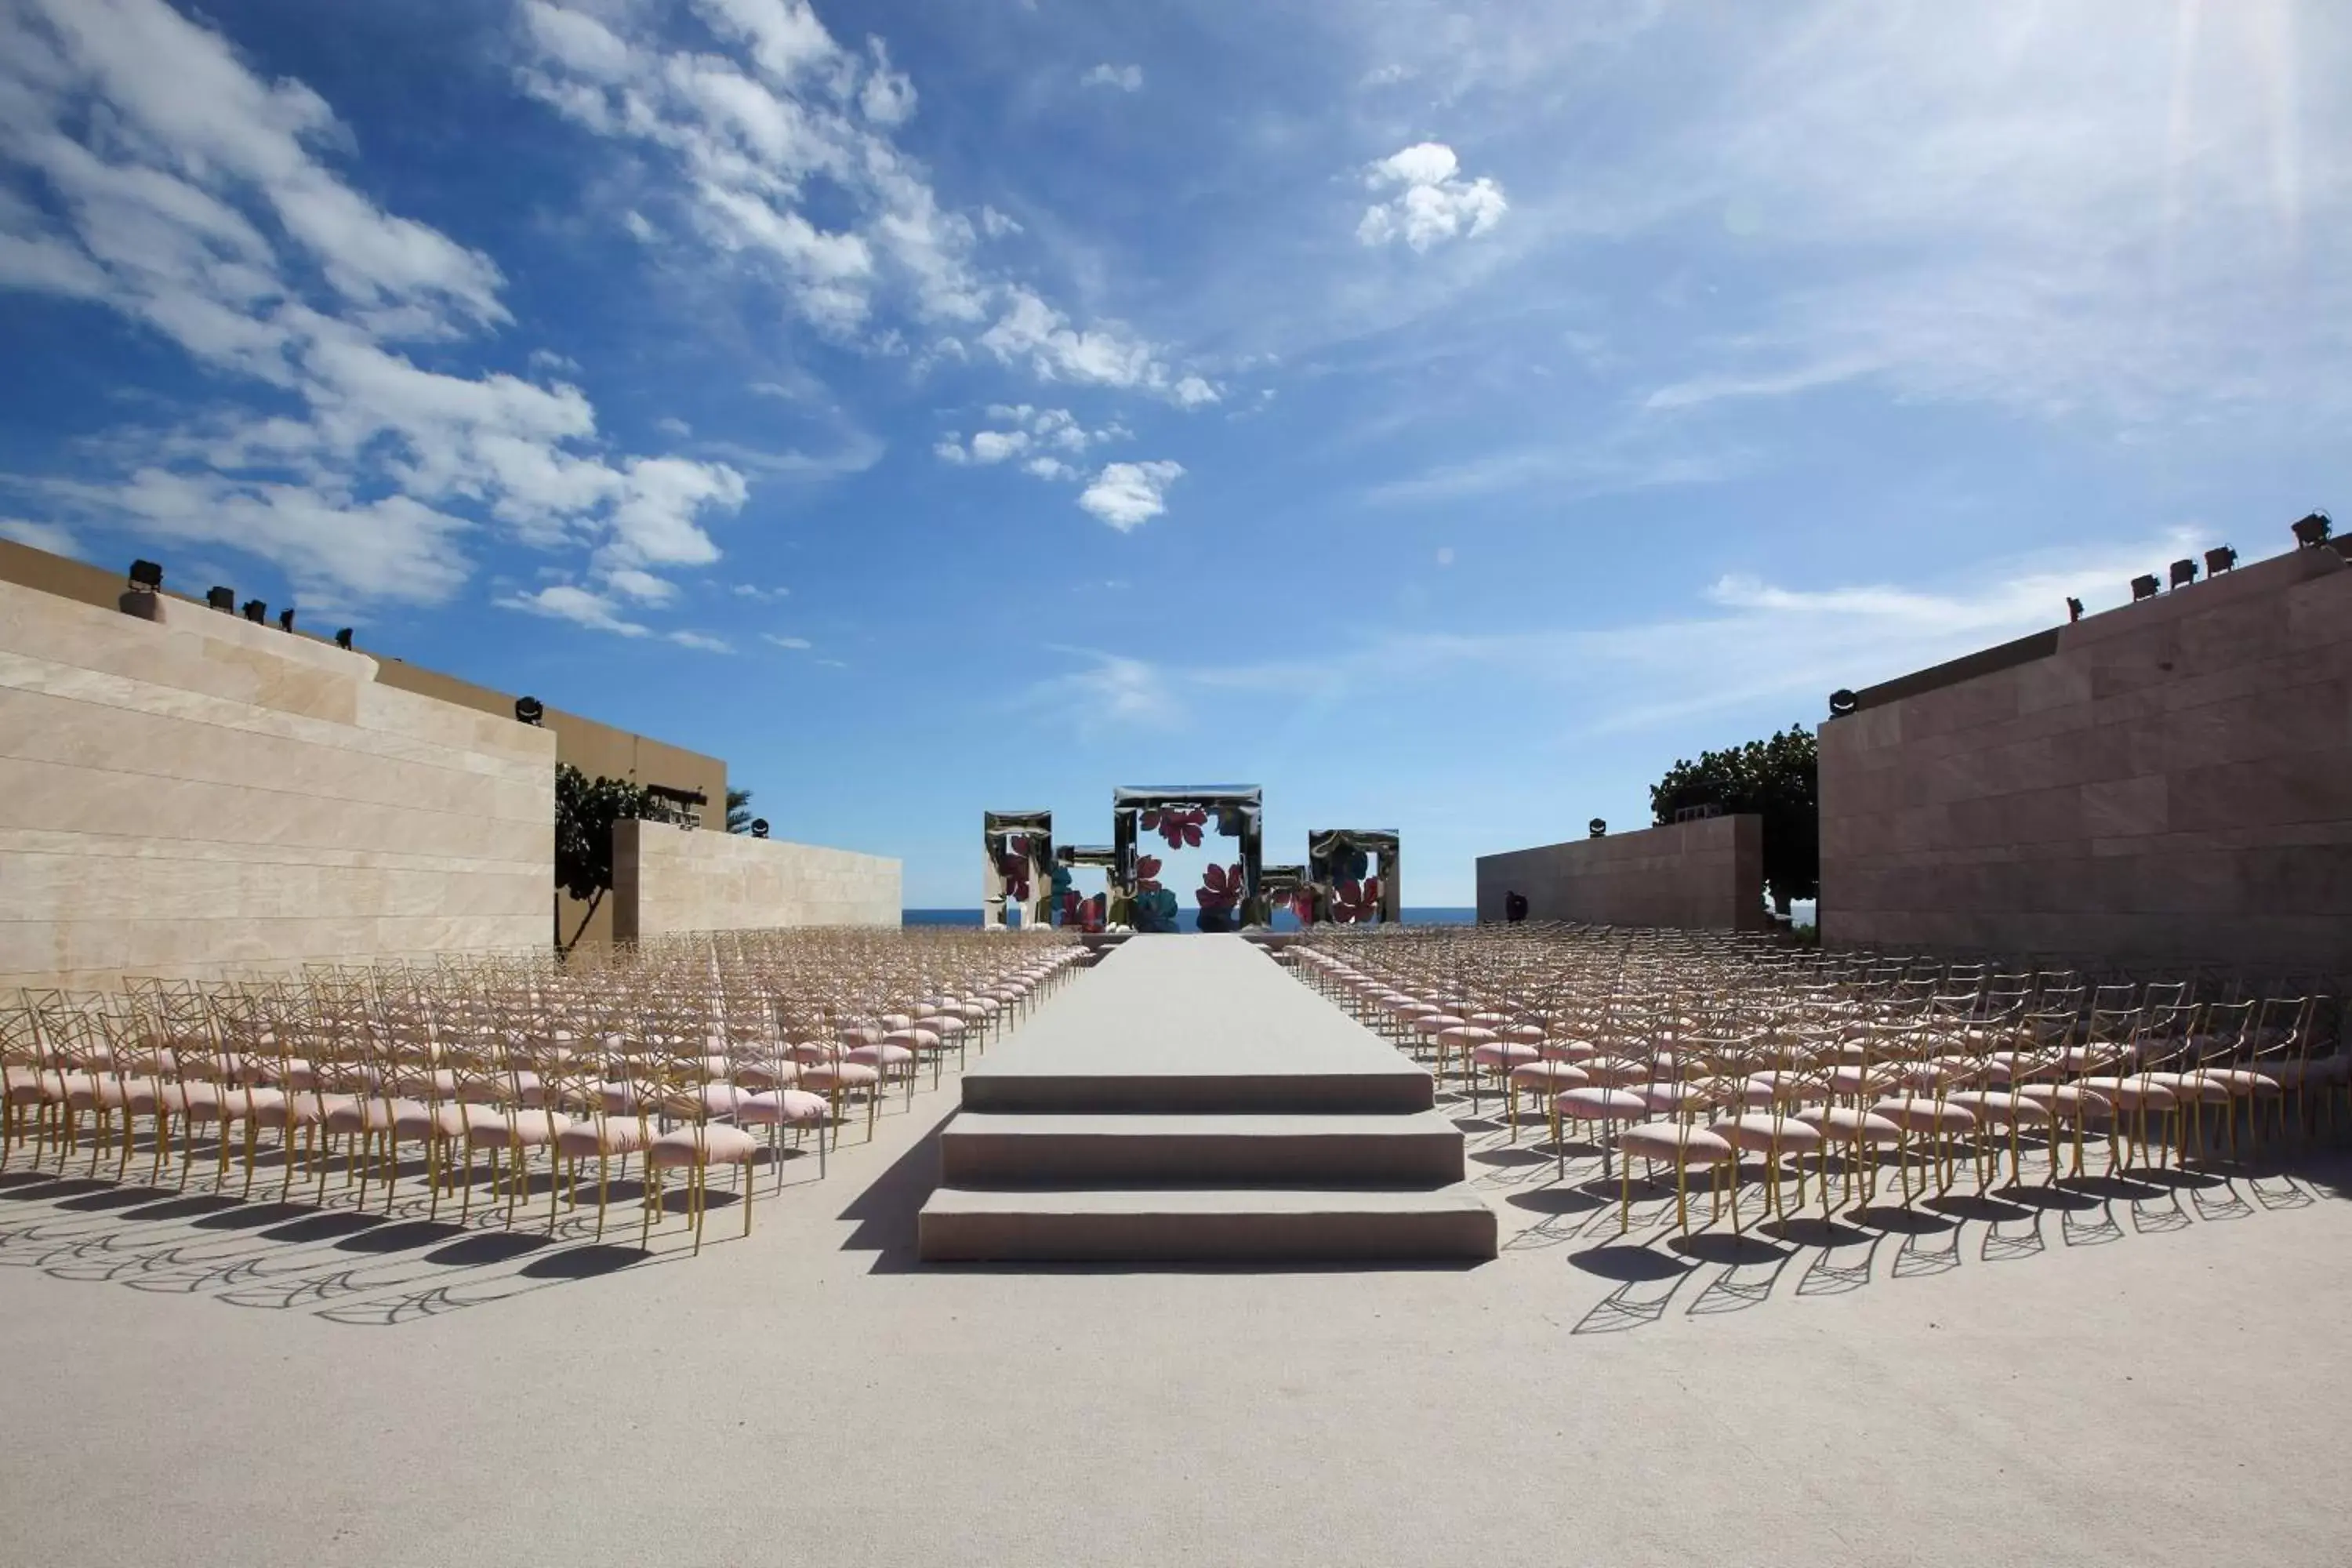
[0,1158,677,1327]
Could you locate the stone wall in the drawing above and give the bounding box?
[0,535,723,952]
[0,581,556,992]
[1475,815,1770,930]
[1818,543,2352,971]
[612,819,900,939]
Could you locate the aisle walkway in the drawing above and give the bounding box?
[920,935,1497,1261]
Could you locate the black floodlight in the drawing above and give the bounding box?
[750,818,770,839]
[1828,688,1859,717]
[2130,574,2161,602]
[1588,818,1606,838]
[334,627,354,650]
[2204,545,2237,575]
[2169,558,2198,590]
[278,608,296,632]
[514,695,544,726]
[2066,596,2084,623]
[2291,511,2332,548]
[206,586,234,612]
[127,559,163,589]
[241,598,267,623]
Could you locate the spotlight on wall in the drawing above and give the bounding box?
[2130,574,2161,602]
[206,586,234,612]
[2169,557,2198,590]
[1828,688,1859,717]
[334,627,354,650]
[2205,545,2237,576]
[514,695,544,727]
[241,598,267,623]
[2292,510,2334,548]
[277,608,296,632]
[1588,818,1606,838]
[127,559,163,590]
[2066,596,2085,623]
[750,818,770,840]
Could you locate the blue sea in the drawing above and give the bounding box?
[904,907,1476,930]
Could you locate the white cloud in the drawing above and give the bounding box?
[731,582,789,599]
[858,38,916,125]
[498,583,650,637]
[514,2,1212,405]
[1082,64,1144,93]
[604,566,678,604]
[0,517,82,557]
[1025,648,1179,731]
[0,0,747,622]
[666,628,731,652]
[655,415,693,437]
[762,632,812,649]
[968,428,1029,463]
[1356,142,1508,251]
[938,406,1127,485]
[1077,460,1184,531]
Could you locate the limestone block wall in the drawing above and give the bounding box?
[612,819,900,939]
[0,581,556,992]
[1475,815,1770,930]
[0,536,723,953]
[1818,544,2352,971]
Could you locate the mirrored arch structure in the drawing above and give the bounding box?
[1308,829,1401,924]
[982,810,1054,929]
[1112,786,1264,932]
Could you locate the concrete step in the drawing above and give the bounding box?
[960,1059,1432,1116]
[916,1183,1498,1263]
[939,1111,1466,1185]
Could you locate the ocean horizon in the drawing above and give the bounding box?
[904,907,1477,930]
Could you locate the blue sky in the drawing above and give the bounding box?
[2,0,2346,906]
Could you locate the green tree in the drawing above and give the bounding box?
[555,764,648,953]
[726,786,754,833]
[1650,725,1819,916]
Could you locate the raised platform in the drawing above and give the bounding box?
[918,935,1495,1263]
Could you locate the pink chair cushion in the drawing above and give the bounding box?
[1618,1120,1734,1167]
[650,1123,759,1168]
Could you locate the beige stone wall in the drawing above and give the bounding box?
[1475,815,1771,930]
[1819,544,2352,971]
[0,582,556,992]
[0,535,724,952]
[612,819,900,939]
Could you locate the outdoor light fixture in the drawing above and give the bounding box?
[206,586,234,612]
[127,559,163,590]
[241,598,267,623]
[750,818,770,839]
[2131,574,2161,601]
[2292,511,2334,548]
[334,628,354,650]
[278,608,296,632]
[2067,597,2085,623]
[2205,545,2237,575]
[514,695,544,726]
[1828,688,1859,717]
[2169,558,2198,590]
[1588,818,1606,838]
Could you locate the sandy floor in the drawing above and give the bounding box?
[4,969,2348,1568]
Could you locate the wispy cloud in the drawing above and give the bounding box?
[0,0,746,619]
[1081,64,1144,93]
